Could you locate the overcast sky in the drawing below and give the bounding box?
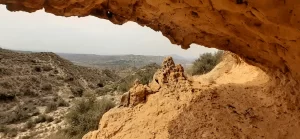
[0,5,216,59]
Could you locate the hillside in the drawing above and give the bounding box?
[0,48,119,139]
[84,53,300,139]
[57,53,192,69]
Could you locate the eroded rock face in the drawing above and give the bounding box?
[128,81,152,106]
[83,57,195,139]
[83,54,300,139]
[119,57,188,107]
[1,0,300,80]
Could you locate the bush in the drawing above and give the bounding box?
[22,88,38,96]
[42,65,53,71]
[190,51,223,75]
[34,114,47,123]
[116,63,159,93]
[57,97,69,107]
[45,102,57,113]
[46,132,72,139]
[64,95,115,139]
[95,87,111,96]
[117,81,132,93]
[34,114,54,124]
[34,66,42,72]
[0,67,12,76]
[0,125,18,137]
[25,119,35,129]
[0,92,15,102]
[41,83,52,91]
[70,87,84,97]
[0,125,9,133]
[45,115,54,123]
[2,105,39,124]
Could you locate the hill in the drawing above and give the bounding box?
[0,48,119,138]
[57,53,192,70]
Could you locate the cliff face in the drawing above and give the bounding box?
[1,0,300,80]
[83,55,300,139]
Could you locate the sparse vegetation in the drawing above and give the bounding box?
[25,119,35,129]
[47,132,73,139]
[24,114,54,130]
[0,125,18,137]
[0,48,167,138]
[41,83,52,91]
[56,97,69,107]
[189,51,223,75]
[45,102,58,113]
[117,63,160,93]
[70,86,84,97]
[1,104,39,124]
[34,114,47,123]
[61,94,115,139]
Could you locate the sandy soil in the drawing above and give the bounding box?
[84,53,300,139]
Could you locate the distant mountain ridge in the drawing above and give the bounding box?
[57,53,193,69]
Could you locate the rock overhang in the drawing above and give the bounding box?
[1,0,300,80]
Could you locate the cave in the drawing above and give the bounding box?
[1,0,300,139]
[1,0,299,81]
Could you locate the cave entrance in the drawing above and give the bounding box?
[0,5,217,69]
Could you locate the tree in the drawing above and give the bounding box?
[191,51,223,75]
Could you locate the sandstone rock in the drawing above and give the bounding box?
[162,57,175,69]
[82,54,300,139]
[153,57,187,85]
[120,57,187,107]
[2,0,300,80]
[129,84,152,106]
[119,92,129,107]
[3,1,300,138]
[148,80,160,92]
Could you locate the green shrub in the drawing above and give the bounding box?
[117,81,132,93]
[116,63,159,93]
[64,95,115,139]
[190,51,223,75]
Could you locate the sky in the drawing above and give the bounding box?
[0,5,216,59]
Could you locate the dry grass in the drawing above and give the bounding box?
[61,94,115,139]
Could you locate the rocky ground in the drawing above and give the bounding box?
[84,53,300,139]
[0,48,163,139]
[0,48,120,139]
